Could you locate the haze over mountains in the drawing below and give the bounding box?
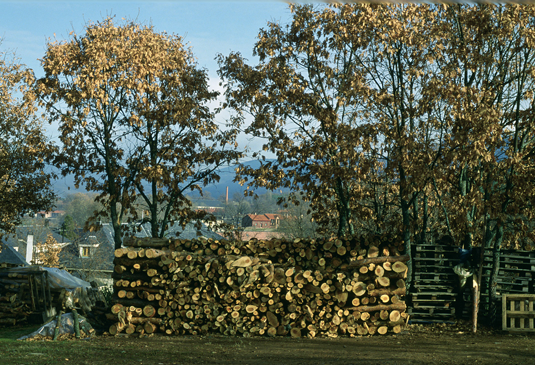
[50,159,281,200]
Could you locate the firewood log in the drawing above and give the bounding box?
[389,310,401,322]
[376,277,390,287]
[290,328,301,338]
[367,287,406,297]
[351,302,407,313]
[348,254,410,269]
[392,261,408,274]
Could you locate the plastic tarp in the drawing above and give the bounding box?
[454,248,474,289]
[5,266,91,290]
[5,266,95,311]
[17,312,94,340]
[42,267,92,290]
[453,264,473,288]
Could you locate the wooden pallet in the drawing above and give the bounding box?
[414,244,457,253]
[411,244,463,320]
[409,246,535,322]
[483,251,535,268]
[413,256,458,263]
[412,292,457,301]
[412,284,455,293]
[489,251,535,262]
[408,306,455,317]
[502,294,535,332]
[413,272,457,281]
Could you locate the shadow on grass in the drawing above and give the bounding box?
[0,324,43,341]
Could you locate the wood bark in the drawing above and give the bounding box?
[348,255,410,269]
[107,236,408,338]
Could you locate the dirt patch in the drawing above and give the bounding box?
[2,321,534,365]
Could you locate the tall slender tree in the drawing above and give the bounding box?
[37,18,242,248]
[0,45,56,238]
[218,4,385,237]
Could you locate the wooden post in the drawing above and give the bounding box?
[472,272,479,334]
[472,246,485,334]
[53,311,64,341]
[72,309,81,339]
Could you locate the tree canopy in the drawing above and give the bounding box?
[36,18,242,249]
[0,46,56,237]
[218,3,535,248]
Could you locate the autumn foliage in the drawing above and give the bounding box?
[0,47,56,237]
[219,3,535,251]
[1,5,534,283]
[36,18,242,249]
[216,4,535,327]
[35,233,61,268]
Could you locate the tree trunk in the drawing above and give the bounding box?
[336,178,354,237]
[400,197,412,290]
[488,225,503,326]
[110,204,123,250]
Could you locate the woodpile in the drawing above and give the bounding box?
[0,267,102,326]
[0,269,53,325]
[109,236,409,337]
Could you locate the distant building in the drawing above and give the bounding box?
[1,227,71,264]
[0,242,29,268]
[242,214,281,229]
[264,214,281,228]
[77,235,100,259]
[2,221,226,285]
[196,206,224,215]
[59,229,115,286]
[36,210,66,219]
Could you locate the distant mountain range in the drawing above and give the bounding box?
[50,159,285,199]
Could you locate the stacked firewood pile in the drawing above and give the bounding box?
[108,236,409,337]
[0,269,53,326]
[0,268,103,326]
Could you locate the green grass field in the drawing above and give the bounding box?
[2,322,535,365]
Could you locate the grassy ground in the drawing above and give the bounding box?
[1,322,535,365]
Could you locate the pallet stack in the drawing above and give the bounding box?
[501,294,535,332]
[409,243,470,321]
[108,236,410,337]
[481,250,535,322]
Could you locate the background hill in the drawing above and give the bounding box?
[49,159,283,200]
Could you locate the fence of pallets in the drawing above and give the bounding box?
[409,245,535,324]
[481,250,535,301]
[408,243,470,322]
[502,294,535,332]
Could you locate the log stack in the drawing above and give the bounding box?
[0,267,102,326]
[0,269,52,326]
[109,236,409,337]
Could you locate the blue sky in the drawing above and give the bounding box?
[1,1,297,152]
[0,1,293,79]
[1,1,296,194]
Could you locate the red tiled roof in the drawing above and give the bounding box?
[246,214,270,222]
